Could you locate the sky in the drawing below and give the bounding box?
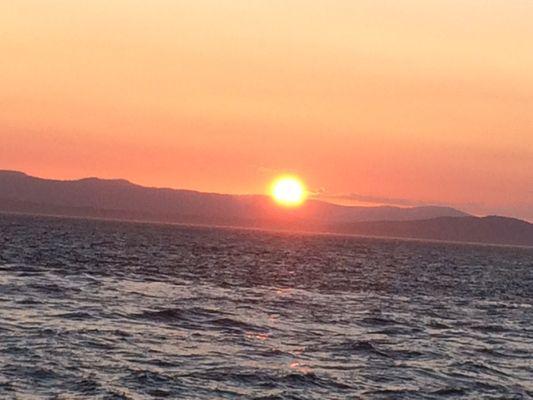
[1,1,532,220]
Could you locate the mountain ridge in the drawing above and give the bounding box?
[1,170,531,246]
[0,170,469,221]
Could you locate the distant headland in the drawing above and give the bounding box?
[1,170,532,247]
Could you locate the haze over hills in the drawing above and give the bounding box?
[1,170,532,246]
[0,170,468,223]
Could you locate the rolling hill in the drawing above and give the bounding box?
[1,170,531,246]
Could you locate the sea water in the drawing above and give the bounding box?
[0,214,532,399]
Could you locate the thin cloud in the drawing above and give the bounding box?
[323,193,428,207]
[315,191,480,210]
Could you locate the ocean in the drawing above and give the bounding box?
[0,214,532,399]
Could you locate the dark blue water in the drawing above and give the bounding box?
[0,214,532,399]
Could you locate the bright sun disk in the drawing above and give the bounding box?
[270,175,307,207]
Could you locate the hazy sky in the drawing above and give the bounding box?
[1,1,532,219]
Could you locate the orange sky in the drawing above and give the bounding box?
[1,1,532,220]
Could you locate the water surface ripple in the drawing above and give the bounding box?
[1,214,532,399]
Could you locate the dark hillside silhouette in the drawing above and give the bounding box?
[1,170,531,246]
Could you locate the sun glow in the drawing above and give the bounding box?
[270,175,308,207]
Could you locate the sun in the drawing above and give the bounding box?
[270,175,308,207]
